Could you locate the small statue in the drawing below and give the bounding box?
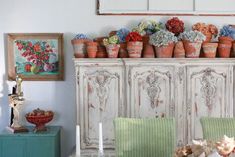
[8,72,28,132]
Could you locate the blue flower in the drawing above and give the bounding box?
[220,25,235,39]
[73,34,88,40]
[116,28,130,43]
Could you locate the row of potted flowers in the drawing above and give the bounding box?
[71,18,235,58]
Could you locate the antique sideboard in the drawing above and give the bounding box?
[74,58,235,154]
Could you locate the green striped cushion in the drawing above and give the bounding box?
[200,117,235,141]
[114,118,176,157]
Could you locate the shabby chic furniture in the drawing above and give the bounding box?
[200,117,235,141]
[74,58,235,155]
[0,126,61,157]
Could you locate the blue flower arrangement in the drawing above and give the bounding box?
[220,25,235,39]
[73,33,89,40]
[132,20,164,36]
[116,28,130,43]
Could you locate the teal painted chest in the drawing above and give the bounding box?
[0,126,61,157]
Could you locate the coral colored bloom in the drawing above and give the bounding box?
[33,44,41,52]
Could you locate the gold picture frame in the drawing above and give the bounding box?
[7,33,64,81]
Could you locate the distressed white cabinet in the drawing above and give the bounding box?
[74,59,124,149]
[74,58,235,154]
[186,65,234,143]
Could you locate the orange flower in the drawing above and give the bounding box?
[33,44,41,52]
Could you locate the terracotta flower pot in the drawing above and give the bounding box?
[127,41,143,58]
[105,44,120,58]
[119,43,128,58]
[86,41,98,58]
[202,42,218,58]
[183,40,202,58]
[154,43,174,58]
[142,35,155,58]
[232,42,235,57]
[94,37,107,58]
[218,43,232,58]
[174,41,185,58]
[71,39,89,58]
[218,36,233,44]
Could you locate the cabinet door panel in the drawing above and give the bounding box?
[187,66,233,143]
[27,137,53,157]
[79,65,124,149]
[128,65,176,118]
[1,138,26,157]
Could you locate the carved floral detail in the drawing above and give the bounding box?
[191,68,226,112]
[200,69,217,111]
[146,73,161,109]
[86,70,118,112]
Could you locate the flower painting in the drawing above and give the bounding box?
[8,33,63,81]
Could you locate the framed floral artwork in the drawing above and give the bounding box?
[7,33,64,81]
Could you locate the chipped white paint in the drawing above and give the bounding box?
[74,58,235,155]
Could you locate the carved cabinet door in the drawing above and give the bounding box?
[126,64,186,146]
[186,65,233,143]
[127,65,176,118]
[76,61,124,149]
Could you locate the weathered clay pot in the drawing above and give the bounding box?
[71,39,90,58]
[127,41,143,58]
[202,42,218,58]
[94,37,107,58]
[218,43,232,58]
[183,40,202,58]
[174,41,185,58]
[105,44,120,58]
[218,36,233,44]
[142,35,155,58]
[232,42,235,57]
[86,41,98,58]
[119,43,128,58]
[154,43,174,58]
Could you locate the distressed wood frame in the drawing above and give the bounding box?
[7,33,64,81]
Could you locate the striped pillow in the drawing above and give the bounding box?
[114,118,176,157]
[200,117,235,141]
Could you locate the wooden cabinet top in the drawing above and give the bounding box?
[0,126,61,137]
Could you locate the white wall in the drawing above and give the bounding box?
[0,0,235,156]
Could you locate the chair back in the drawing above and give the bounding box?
[114,117,176,157]
[200,117,235,141]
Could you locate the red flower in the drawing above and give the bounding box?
[25,64,32,72]
[33,44,41,52]
[166,17,184,36]
[125,32,142,42]
[16,42,23,50]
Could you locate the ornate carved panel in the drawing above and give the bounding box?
[78,64,124,149]
[128,65,175,118]
[187,66,233,143]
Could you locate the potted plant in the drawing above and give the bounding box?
[103,35,120,58]
[149,30,177,58]
[192,23,218,42]
[94,36,108,58]
[133,20,164,58]
[116,28,130,58]
[179,30,206,58]
[125,32,143,58]
[86,40,98,58]
[218,25,235,57]
[166,17,184,36]
[71,34,90,58]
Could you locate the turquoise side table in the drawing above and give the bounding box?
[0,126,61,157]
